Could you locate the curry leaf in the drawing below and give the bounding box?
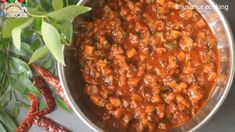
[28,46,49,64]
[39,54,55,73]
[8,75,40,96]
[0,44,6,49]
[31,39,41,51]
[33,18,42,33]
[11,102,20,120]
[47,5,91,20]
[12,18,33,51]
[53,21,73,44]
[0,108,17,132]
[0,38,9,49]
[52,0,64,10]
[0,122,7,132]
[0,91,11,107]
[19,42,33,57]
[0,51,7,71]
[41,21,65,65]
[2,18,29,38]
[9,57,32,78]
[21,28,34,40]
[17,101,30,109]
[55,96,72,112]
[40,0,52,11]
[63,21,73,43]
[39,101,48,110]
[12,42,33,59]
[68,0,78,5]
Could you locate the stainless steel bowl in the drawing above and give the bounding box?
[58,0,235,131]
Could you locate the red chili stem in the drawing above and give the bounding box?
[16,94,38,132]
[32,64,71,108]
[34,116,70,132]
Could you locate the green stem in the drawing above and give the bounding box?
[27,13,48,18]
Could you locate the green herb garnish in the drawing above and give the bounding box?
[0,0,91,129]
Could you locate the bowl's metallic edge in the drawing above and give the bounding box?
[187,0,235,131]
[58,50,105,131]
[57,0,235,132]
[58,61,103,132]
[57,2,103,132]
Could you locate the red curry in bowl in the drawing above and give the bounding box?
[76,0,219,131]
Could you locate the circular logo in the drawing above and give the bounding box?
[2,1,27,17]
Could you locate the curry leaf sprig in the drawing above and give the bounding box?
[3,3,91,65]
[0,0,91,131]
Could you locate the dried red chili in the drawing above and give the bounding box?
[32,64,61,88]
[28,94,39,115]
[16,94,38,132]
[33,77,69,131]
[17,76,55,132]
[17,77,69,132]
[17,77,55,132]
[34,116,70,132]
[34,76,55,115]
[32,64,71,108]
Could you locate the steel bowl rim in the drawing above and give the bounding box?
[58,0,235,131]
[186,0,235,131]
[58,60,103,132]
